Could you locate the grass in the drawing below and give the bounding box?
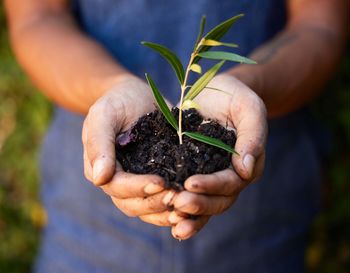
[0,5,349,273]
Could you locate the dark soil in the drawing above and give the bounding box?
[116,108,236,191]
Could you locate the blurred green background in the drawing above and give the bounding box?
[0,5,52,273]
[0,5,349,273]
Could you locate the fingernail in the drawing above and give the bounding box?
[172,230,182,241]
[162,191,176,206]
[144,183,163,195]
[93,158,105,182]
[243,154,255,179]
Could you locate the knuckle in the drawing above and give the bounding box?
[86,134,99,149]
[251,92,264,107]
[111,198,137,217]
[146,195,165,212]
[217,171,237,195]
[121,206,138,217]
[222,179,237,195]
[88,101,102,116]
[124,210,138,218]
[85,138,102,163]
[255,94,265,107]
[189,199,205,215]
[253,142,265,154]
[217,198,234,215]
[247,92,267,116]
[141,215,169,227]
[156,216,171,226]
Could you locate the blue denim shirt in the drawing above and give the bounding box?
[35,1,321,273]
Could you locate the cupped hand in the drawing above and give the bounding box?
[82,74,174,226]
[170,74,268,240]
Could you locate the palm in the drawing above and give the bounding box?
[169,75,268,240]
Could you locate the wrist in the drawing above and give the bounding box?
[225,65,264,100]
[90,72,139,103]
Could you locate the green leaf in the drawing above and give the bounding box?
[194,15,206,49]
[145,73,178,130]
[185,60,225,101]
[182,99,201,110]
[194,14,244,63]
[190,64,202,74]
[142,41,185,84]
[183,132,238,154]
[204,14,244,42]
[201,39,238,48]
[197,51,257,64]
[205,86,232,96]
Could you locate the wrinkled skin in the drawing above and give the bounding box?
[82,74,267,240]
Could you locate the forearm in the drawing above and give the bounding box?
[7,7,130,114]
[229,1,349,118]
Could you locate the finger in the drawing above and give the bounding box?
[162,190,177,208]
[173,191,236,216]
[184,169,246,196]
[252,151,266,183]
[101,162,165,199]
[195,75,268,182]
[82,100,125,186]
[139,211,173,226]
[168,211,187,225]
[140,205,187,226]
[171,216,210,240]
[229,89,267,181]
[110,190,170,217]
[83,150,93,182]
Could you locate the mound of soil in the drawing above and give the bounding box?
[116,108,236,190]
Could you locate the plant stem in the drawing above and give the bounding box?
[178,54,194,144]
[178,40,203,144]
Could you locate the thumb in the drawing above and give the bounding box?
[231,97,267,181]
[82,102,124,186]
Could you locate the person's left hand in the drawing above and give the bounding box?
[166,74,268,240]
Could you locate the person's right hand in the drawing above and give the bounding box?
[82,74,175,226]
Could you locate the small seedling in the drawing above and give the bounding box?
[142,14,256,154]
